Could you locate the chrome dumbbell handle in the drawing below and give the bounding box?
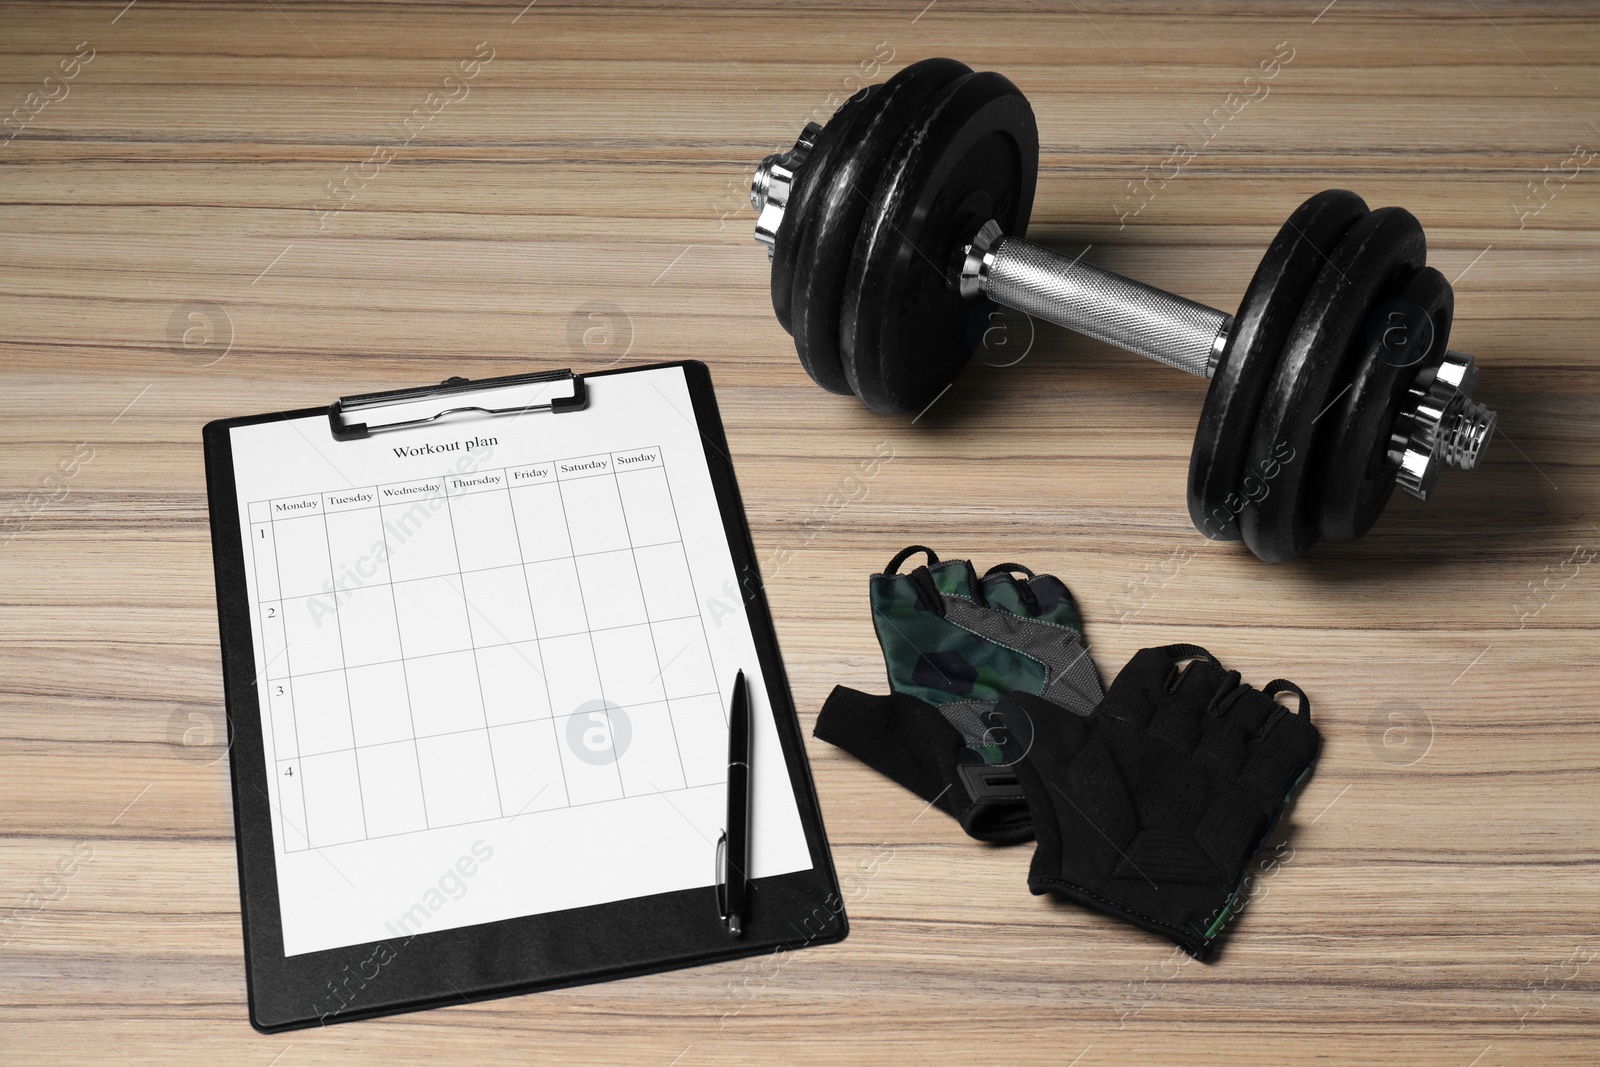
[958,220,1229,380]
[955,217,1495,498]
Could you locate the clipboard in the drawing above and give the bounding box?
[202,361,846,1032]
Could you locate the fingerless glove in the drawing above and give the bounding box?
[993,644,1320,958]
[815,546,1103,843]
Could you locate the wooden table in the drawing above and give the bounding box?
[4,2,1597,1063]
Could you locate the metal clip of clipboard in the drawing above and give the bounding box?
[327,369,589,440]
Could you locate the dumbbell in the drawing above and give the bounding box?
[747,58,1497,562]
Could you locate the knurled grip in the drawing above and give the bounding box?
[984,237,1230,379]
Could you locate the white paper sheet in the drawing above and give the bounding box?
[226,365,811,957]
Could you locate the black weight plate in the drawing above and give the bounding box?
[1239,206,1427,563]
[770,83,878,337]
[791,58,972,397]
[838,69,1039,414]
[1317,264,1453,543]
[1187,189,1369,542]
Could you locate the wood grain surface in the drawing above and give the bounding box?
[3,1,1598,1063]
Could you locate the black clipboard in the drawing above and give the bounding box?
[202,361,846,1032]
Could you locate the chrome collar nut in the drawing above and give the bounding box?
[1392,350,1498,501]
[956,219,1004,299]
[751,122,821,257]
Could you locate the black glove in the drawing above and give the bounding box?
[993,644,1320,958]
[814,547,1102,844]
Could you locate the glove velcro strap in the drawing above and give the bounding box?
[814,686,1034,844]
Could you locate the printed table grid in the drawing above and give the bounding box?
[247,445,728,853]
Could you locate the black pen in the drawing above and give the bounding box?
[717,669,752,938]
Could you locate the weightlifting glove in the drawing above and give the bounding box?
[993,644,1320,958]
[814,546,1103,843]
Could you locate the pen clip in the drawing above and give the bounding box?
[714,831,729,921]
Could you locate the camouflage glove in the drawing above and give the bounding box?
[813,546,1103,843]
[992,645,1321,959]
